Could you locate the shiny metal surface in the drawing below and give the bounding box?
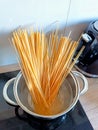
[13,71,81,119]
[3,71,88,120]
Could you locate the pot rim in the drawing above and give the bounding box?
[14,71,80,119]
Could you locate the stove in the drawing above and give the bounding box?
[0,71,94,130]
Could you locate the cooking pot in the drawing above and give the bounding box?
[3,71,88,120]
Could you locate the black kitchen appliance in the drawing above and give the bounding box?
[75,20,98,77]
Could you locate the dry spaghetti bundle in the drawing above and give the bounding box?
[12,29,84,115]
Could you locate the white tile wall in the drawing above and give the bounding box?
[0,0,98,72]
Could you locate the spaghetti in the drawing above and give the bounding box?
[12,29,84,115]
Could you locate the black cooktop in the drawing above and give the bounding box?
[0,71,94,130]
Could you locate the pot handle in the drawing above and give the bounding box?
[3,78,18,106]
[72,71,88,95]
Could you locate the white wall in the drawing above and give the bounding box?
[0,0,98,72]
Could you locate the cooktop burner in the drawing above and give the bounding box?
[0,71,94,130]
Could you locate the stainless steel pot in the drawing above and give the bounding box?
[3,71,88,120]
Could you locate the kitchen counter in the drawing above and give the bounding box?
[80,77,98,130]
